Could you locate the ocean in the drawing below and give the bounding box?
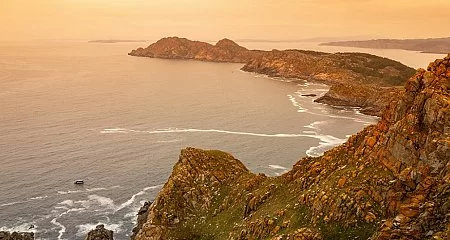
[0,40,444,239]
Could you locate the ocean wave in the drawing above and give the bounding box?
[0,223,38,233]
[156,139,182,143]
[268,165,288,170]
[304,121,327,130]
[116,185,162,212]
[76,222,123,236]
[50,216,66,240]
[57,185,121,195]
[100,127,334,139]
[287,94,307,112]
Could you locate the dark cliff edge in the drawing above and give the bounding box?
[129,37,416,117]
[132,55,449,239]
[0,232,34,240]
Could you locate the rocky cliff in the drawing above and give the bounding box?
[132,55,450,239]
[314,84,403,116]
[130,37,416,116]
[0,232,34,240]
[84,225,114,240]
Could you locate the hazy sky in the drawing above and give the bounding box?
[1,0,449,41]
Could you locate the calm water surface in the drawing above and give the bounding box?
[0,41,445,239]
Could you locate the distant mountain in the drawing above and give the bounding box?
[321,37,450,54]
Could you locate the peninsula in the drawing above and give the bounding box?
[129,37,416,116]
[131,54,450,239]
[321,37,450,54]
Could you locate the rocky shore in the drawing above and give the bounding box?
[130,55,449,239]
[129,37,416,116]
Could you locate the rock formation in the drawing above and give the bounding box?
[84,225,114,240]
[0,232,34,240]
[132,55,450,239]
[129,37,416,116]
[314,84,403,116]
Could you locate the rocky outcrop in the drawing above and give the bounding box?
[241,50,414,87]
[314,84,403,116]
[133,55,449,239]
[130,37,416,116]
[84,225,113,240]
[0,232,34,240]
[131,201,152,239]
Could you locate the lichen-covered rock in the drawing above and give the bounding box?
[0,232,34,240]
[133,55,449,239]
[84,225,113,240]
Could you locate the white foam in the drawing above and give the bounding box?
[0,200,26,207]
[50,217,66,240]
[156,139,182,143]
[29,195,48,200]
[100,127,329,139]
[86,187,108,192]
[87,195,115,209]
[0,223,37,234]
[57,190,83,195]
[58,200,74,207]
[287,94,307,112]
[76,222,123,236]
[115,185,162,212]
[306,135,347,157]
[304,121,327,130]
[268,165,288,170]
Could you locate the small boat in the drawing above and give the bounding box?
[74,180,84,185]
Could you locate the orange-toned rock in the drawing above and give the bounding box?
[399,203,420,218]
[337,176,347,188]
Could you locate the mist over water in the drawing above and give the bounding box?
[0,41,442,239]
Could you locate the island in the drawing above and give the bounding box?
[129,37,416,116]
[321,37,450,54]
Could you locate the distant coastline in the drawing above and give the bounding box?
[89,40,147,43]
[321,37,450,54]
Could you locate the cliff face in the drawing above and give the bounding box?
[130,37,416,117]
[133,55,449,239]
[241,50,414,87]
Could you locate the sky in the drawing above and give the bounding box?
[1,0,449,41]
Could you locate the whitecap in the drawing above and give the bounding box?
[268,165,288,170]
[0,223,37,233]
[50,218,66,240]
[115,185,162,212]
[76,222,123,237]
[87,195,115,209]
[58,200,74,207]
[304,121,327,130]
[156,139,182,143]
